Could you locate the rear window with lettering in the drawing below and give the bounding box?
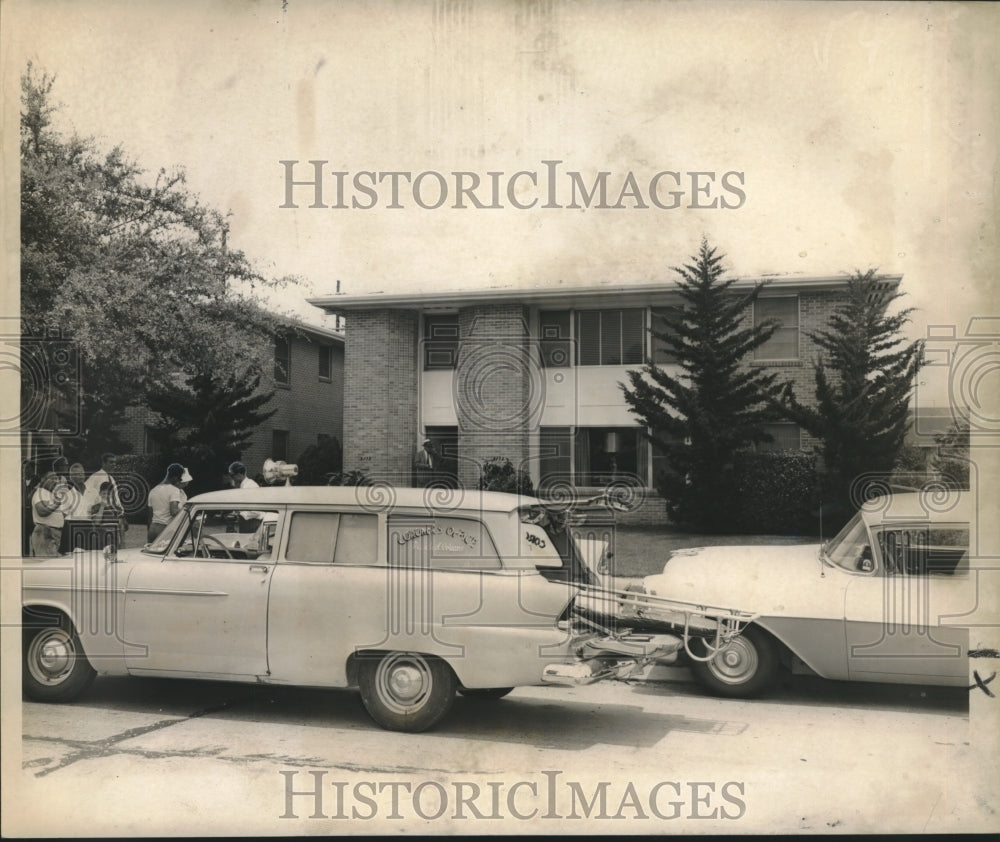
[520,522,564,567]
[388,516,501,570]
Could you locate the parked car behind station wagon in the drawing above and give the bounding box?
[638,491,979,697]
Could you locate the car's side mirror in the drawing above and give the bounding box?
[104,544,118,564]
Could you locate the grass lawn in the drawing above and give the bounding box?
[609,528,818,579]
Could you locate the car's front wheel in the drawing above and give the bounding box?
[358,652,456,732]
[689,625,779,699]
[23,614,96,702]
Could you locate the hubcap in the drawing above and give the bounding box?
[388,665,424,702]
[376,653,432,714]
[709,637,759,685]
[29,629,74,685]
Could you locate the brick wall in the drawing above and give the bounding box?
[241,333,344,477]
[612,495,670,527]
[741,289,846,454]
[342,310,418,484]
[116,333,344,483]
[455,305,533,488]
[118,406,152,456]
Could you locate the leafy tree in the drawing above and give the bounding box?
[930,419,970,490]
[777,269,924,510]
[145,371,277,496]
[20,64,285,461]
[620,238,783,531]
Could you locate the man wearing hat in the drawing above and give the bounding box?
[412,439,438,487]
[146,463,193,542]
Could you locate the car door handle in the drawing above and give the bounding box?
[249,564,269,573]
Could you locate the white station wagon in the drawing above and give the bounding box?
[22,485,748,731]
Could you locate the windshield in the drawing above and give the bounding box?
[823,512,874,572]
[142,508,189,555]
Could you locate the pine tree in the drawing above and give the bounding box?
[777,269,924,509]
[621,238,783,531]
[146,370,277,495]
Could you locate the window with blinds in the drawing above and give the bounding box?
[754,296,799,360]
[650,305,684,364]
[574,309,645,366]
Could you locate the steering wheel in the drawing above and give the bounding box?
[197,532,234,559]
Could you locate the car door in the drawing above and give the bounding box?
[266,508,383,686]
[844,521,970,684]
[123,505,282,677]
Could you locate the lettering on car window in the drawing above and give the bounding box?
[394,523,479,548]
[388,516,499,569]
[525,531,546,549]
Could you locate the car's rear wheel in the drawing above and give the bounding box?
[689,625,779,699]
[358,652,456,732]
[23,614,96,702]
[458,687,514,700]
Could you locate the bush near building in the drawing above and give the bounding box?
[730,451,821,535]
[479,457,535,496]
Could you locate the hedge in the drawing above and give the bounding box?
[730,451,821,535]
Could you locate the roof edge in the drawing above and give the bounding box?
[308,274,903,314]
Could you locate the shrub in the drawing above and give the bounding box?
[479,457,534,495]
[731,451,820,535]
[327,469,371,486]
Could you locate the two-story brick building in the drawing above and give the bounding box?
[309,275,901,523]
[118,321,345,482]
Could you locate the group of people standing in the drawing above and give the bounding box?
[26,453,130,557]
[23,457,266,557]
[24,454,196,557]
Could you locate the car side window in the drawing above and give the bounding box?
[875,524,969,576]
[173,509,279,561]
[285,511,379,565]
[286,512,340,563]
[388,515,501,570]
[334,513,379,565]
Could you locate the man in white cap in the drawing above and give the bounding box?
[146,463,192,542]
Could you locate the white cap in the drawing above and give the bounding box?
[180,468,193,483]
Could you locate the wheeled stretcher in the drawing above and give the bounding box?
[542,583,758,686]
